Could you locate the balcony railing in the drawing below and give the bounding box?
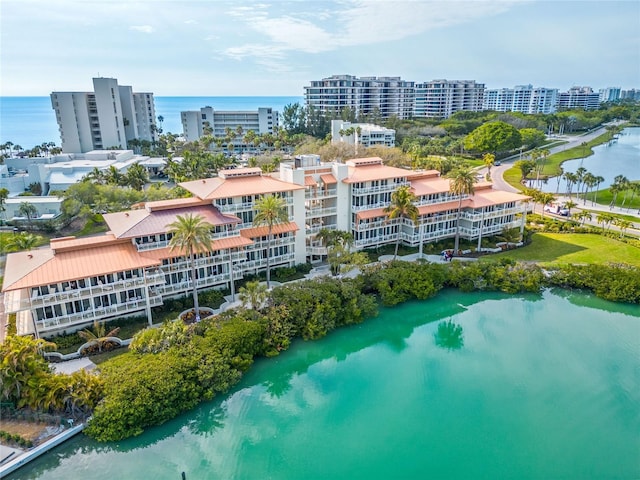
[306,206,338,217]
[351,182,409,195]
[306,188,337,199]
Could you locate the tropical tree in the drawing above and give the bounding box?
[564,200,577,215]
[539,192,557,217]
[315,228,367,276]
[384,185,419,260]
[238,280,269,311]
[0,187,8,224]
[447,166,476,254]
[168,213,214,320]
[613,218,632,238]
[574,210,592,226]
[497,227,522,247]
[482,153,495,179]
[18,201,38,229]
[104,165,125,186]
[6,232,41,252]
[515,160,536,183]
[596,212,615,231]
[125,163,150,191]
[592,175,605,205]
[78,321,121,353]
[253,194,289,288]
[463,121,522,155]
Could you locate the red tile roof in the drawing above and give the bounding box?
[103,205,239,239]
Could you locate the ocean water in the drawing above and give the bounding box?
[0,96,303,149]
[11,289,640,480]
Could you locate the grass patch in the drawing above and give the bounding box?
[489,232,640,266]
[503,166,526,190]
[581,208,640,223]
[73,214,108,237]
[90,348,130,365]
[583,183,640,210]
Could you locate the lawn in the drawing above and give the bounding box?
[489,232,640,266]
[583,183,640,211]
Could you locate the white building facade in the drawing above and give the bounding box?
[304,75,415,120]
[180,107,279,144]
[556,87,601,111]
[483,85,558,114]
[330,120,395,148]
[413,80,485,118]
[3,158,528,338]
[51,78,157,153]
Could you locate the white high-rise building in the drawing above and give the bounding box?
[557,86,600,111]
[51,78,157,153]
[304,75,415,120]
[180,107,279,144]
[599,87,621,103]
[483,85,557,114]
[413,80,485,118]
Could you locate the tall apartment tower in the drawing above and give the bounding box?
[304,75,415,120]
[181,107,279,143]
[483,85,557,114]
[51,78,157,153]
[598,87,621,103]
[413,80,485,118]
[556,86,600,111]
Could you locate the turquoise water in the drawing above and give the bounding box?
[12,289,640,479]
[541,126,640,193]
[0,96,303,149]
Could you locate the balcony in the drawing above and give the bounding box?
[351,183,408,195]
[306,188,337,199]
[305,206,338,218]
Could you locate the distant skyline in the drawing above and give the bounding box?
[2,0,639,97]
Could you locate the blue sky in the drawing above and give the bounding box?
[2,0,639,96]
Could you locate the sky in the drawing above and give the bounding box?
[1,0,639,96]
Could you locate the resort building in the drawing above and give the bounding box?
[556,86,600,111]
[620,89,640,101]
[413,80,485,118]
[304,75,415,120]
[483,85,558,114]
[330,120,396,148]
[51,78,157,153]
[180,107,279,145]
[3,158,528,338]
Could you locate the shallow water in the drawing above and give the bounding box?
[13,289,640,480]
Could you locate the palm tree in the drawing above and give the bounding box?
[125,163,149,191]
[0,187,8,224]
[483,153,495,180]
[564,200,577,215]
[596,213,614,231]
[613,218,632,238]
[7,232,40,252]
[168,213,213,320]
[539,192,557,217]
[78,321,121,353]
[238,280,268,311]
[592,175,605,206]
[575,210,592,226]
[18,201,38,229]
[253,194,289,288]
[447,166,476,254]
[384,185,419,260]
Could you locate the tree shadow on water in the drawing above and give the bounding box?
[434,319,464,351]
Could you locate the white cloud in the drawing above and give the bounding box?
[221,0,519,68]
[130,25,155,34]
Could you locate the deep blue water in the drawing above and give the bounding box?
[0,96,303,149]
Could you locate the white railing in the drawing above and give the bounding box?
[306,206,338,217]
[460,207,521,222]
[352,202,389,213]
[351,182,409,195]
[306,188,337,199]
